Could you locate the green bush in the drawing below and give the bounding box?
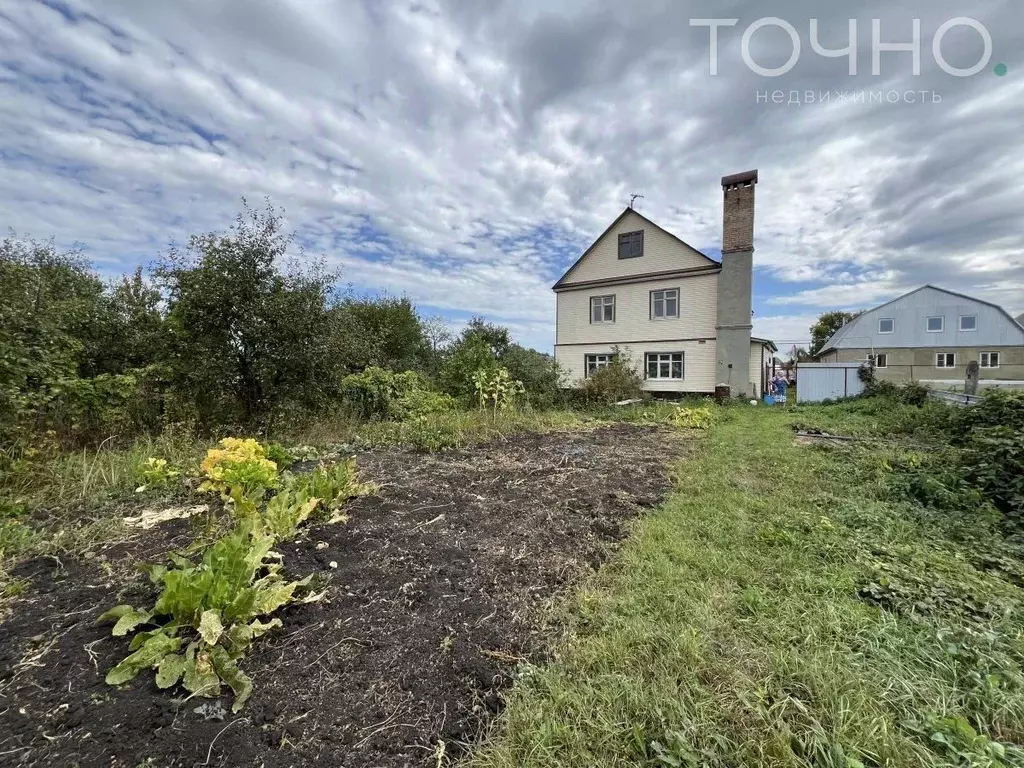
[340,366,453,421]
[580,354,644,406]
[865,379,929,406]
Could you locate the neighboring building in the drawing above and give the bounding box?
[817,286,1024,382]
[552,171,776,397]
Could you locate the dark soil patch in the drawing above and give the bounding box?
[0,424,682,767]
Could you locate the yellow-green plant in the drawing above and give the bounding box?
[290,458,370,512]
[262,490,321,540]
[98,518,319,711]
[134,457,181,493]
[671,406,717,430]
[199,438,279,508]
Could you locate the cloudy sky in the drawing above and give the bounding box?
[1,0,1022,352]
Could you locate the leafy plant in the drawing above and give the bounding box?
[262,490,321,540]
[288,458,370,513]
[671,406,716,430]
[262,442,295,470]
[903,714,1023,767]
[134,457,181,493]
[98,518,319,711]
[198,438,279,506]
[472,366,525,418]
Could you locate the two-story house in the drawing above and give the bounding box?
[817,285,1024,382]
[553,170,776,397]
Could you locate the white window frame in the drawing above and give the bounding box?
[878,318,895,334]
[645,352,684,380]
[959,315,977,332]
[650,288,680,320]
[584,353,614,377]
[926,316,945,333]
[590,295,615,324]
[935,352,956,369]
[874,353,888,369]
[980,351,1000,369]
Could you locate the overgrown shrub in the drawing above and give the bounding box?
[340,367,453,421]
[580,354,644,406]
[865,379,929,406]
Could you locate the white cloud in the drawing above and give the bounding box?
[1,1,1022,353]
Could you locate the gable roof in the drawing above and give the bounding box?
[819,284,1024,354]
[552,207,718,290]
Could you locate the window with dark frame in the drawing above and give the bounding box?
[874,353,888,368]
[617,230,644,259]
[878,318,895,334]
[935,352,956,368]
[645,352,684,380]
[981,352,1000,369]
[590,295,615,323]
[650,288,679,319]
[585,353,614,377]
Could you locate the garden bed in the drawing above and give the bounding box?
[0,423,681,767]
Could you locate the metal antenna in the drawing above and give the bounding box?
[629,193,644,209]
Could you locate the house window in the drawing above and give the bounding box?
[959,315,977,331]
[585,353,614,377]
[645,352,684,380]
[935,353,956,368]
[981,352,1000,369]
[590,295,615,323]
[618,231,644,259]
[878,318,895,334]
[650,288,679,320]
[874,353,888,369]
[926,316,945,332]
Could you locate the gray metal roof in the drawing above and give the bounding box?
[818,285,1024,354]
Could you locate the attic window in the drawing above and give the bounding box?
[878,318,894,334]
[618,231,644,259]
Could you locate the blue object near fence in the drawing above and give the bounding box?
[763,395,775,405]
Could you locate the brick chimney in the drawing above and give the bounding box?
[721,169,757,253]
[715,169,758,396]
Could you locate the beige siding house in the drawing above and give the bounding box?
[553,171,776,397]
[817,286,1024,383]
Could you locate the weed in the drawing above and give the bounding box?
[98,518,322,711]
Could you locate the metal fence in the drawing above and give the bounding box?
[794,362,866,403]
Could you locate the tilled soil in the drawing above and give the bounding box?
[0,424,681,767]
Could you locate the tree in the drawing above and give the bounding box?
[0,236,107,442]
[810,310,862,355]
[81,267,166,377]
[155,201,340,429]
[439,318,511,398]
[330,295,429,374]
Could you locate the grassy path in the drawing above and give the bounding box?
[469,406,1024,767]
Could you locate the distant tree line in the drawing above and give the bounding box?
[0,202,563,449]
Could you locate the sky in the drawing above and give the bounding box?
[1,0,1022,353]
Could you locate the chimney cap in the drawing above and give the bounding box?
[721,169,758,188]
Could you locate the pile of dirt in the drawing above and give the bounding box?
[0,424,681,767]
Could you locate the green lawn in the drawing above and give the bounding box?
[470,405,1024,767]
